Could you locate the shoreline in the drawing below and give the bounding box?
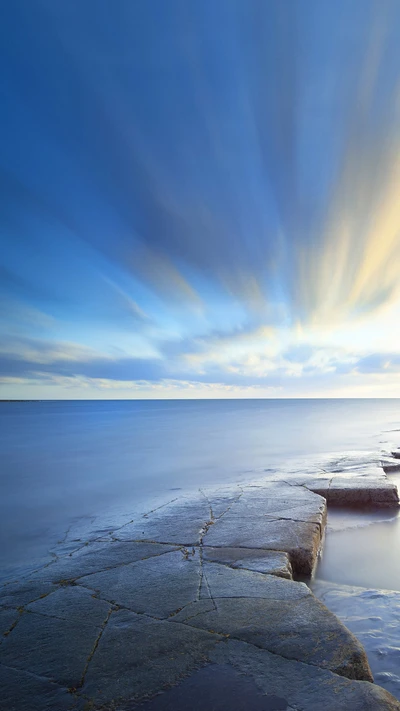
[1,468,400,709]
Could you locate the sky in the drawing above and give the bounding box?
[1,0,400,399]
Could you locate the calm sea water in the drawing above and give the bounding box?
[1,398,400,578]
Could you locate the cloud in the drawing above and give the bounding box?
[2,1,400,397]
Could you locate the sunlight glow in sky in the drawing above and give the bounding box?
[1,0,400,399]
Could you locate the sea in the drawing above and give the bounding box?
[0,397,399,576]
[2,398,400,697]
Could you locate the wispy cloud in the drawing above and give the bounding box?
[2,0,400,397]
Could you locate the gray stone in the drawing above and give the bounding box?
[115,499,210,545]
[301,478,333,496]
[0,611,103,687]
[79,549,203,618]
[209,640,400,710]
[27,541,178,584]
[0,608,19,637]
[134,663,289,711]
[200,564,308,600]
[26,585,112,626]
[0,580,56,608]
[199,487,243,518]
[328,478,399,507]
[2,479,399,710]
[203,547,293,578]
[0,664,76,711]
[172,594,372,680]
[383,461,400,473]
[303,475,400,508]
[82,609,221,704]
[204,517,322,575]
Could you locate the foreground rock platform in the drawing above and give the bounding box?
[1,479,400,710]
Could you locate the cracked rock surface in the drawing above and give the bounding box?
[1,480,400,710]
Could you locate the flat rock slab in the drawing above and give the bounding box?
[0,579,57,608]
[172,569,372,681]
[203,547,293,578]
[79,549,202,618]
[2,480,400,710]
[205,517,321,575]
[0,609,108,687]
[138,643,400,711]
[305,477,400,507]
[0,664,77,711]
[199,564,306,601]
[0,608,20,636]
[208,640,400,711]
[28,541,179,585]
[81,609,221,704]
[26,584,112,626]
[115,497,211,545]
[135,663,289,711]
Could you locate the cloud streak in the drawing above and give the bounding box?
[2,0,400,397]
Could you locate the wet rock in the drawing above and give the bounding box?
[79,549,202,618]
[205,517,322,575]
[134,663,289,711]
[0,610,105,687]
[199,564,307,600]
[2,480,400,710]
[115,498,210,546]
[81,609,221,704]
[0,665,76,711]
[382,461,400,473]
[27,541,178,584]
[328,478,399,507]
[0,608,19,636]
[209,640,400,710]
[0,580,56,608]
[172,583,373,681]
[203,547,293,578]
[305,476,399,508]
[26,585,112,626]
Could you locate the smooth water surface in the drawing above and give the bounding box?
[1,398,399,575]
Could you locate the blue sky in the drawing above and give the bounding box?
[2,0,400,399]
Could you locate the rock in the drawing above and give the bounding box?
[79,549,202,618]
[208,640,400,710]
[205,517,322,575]
[304,476,399,508]
[203,547,293,578]
[199,563,306,600]
[203,485,326,575]
[382,461,400,473]
[115,497,210,546]
[328,478,399,507]
[0,580,56,608]
[27,541,178,584]
[0,608,19,636]
[81,609,221,704]
[0,665,76,711]
[172,578,373,681]
[26,585,112,626]
[2,479,400,710]
[0,610,106,688]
